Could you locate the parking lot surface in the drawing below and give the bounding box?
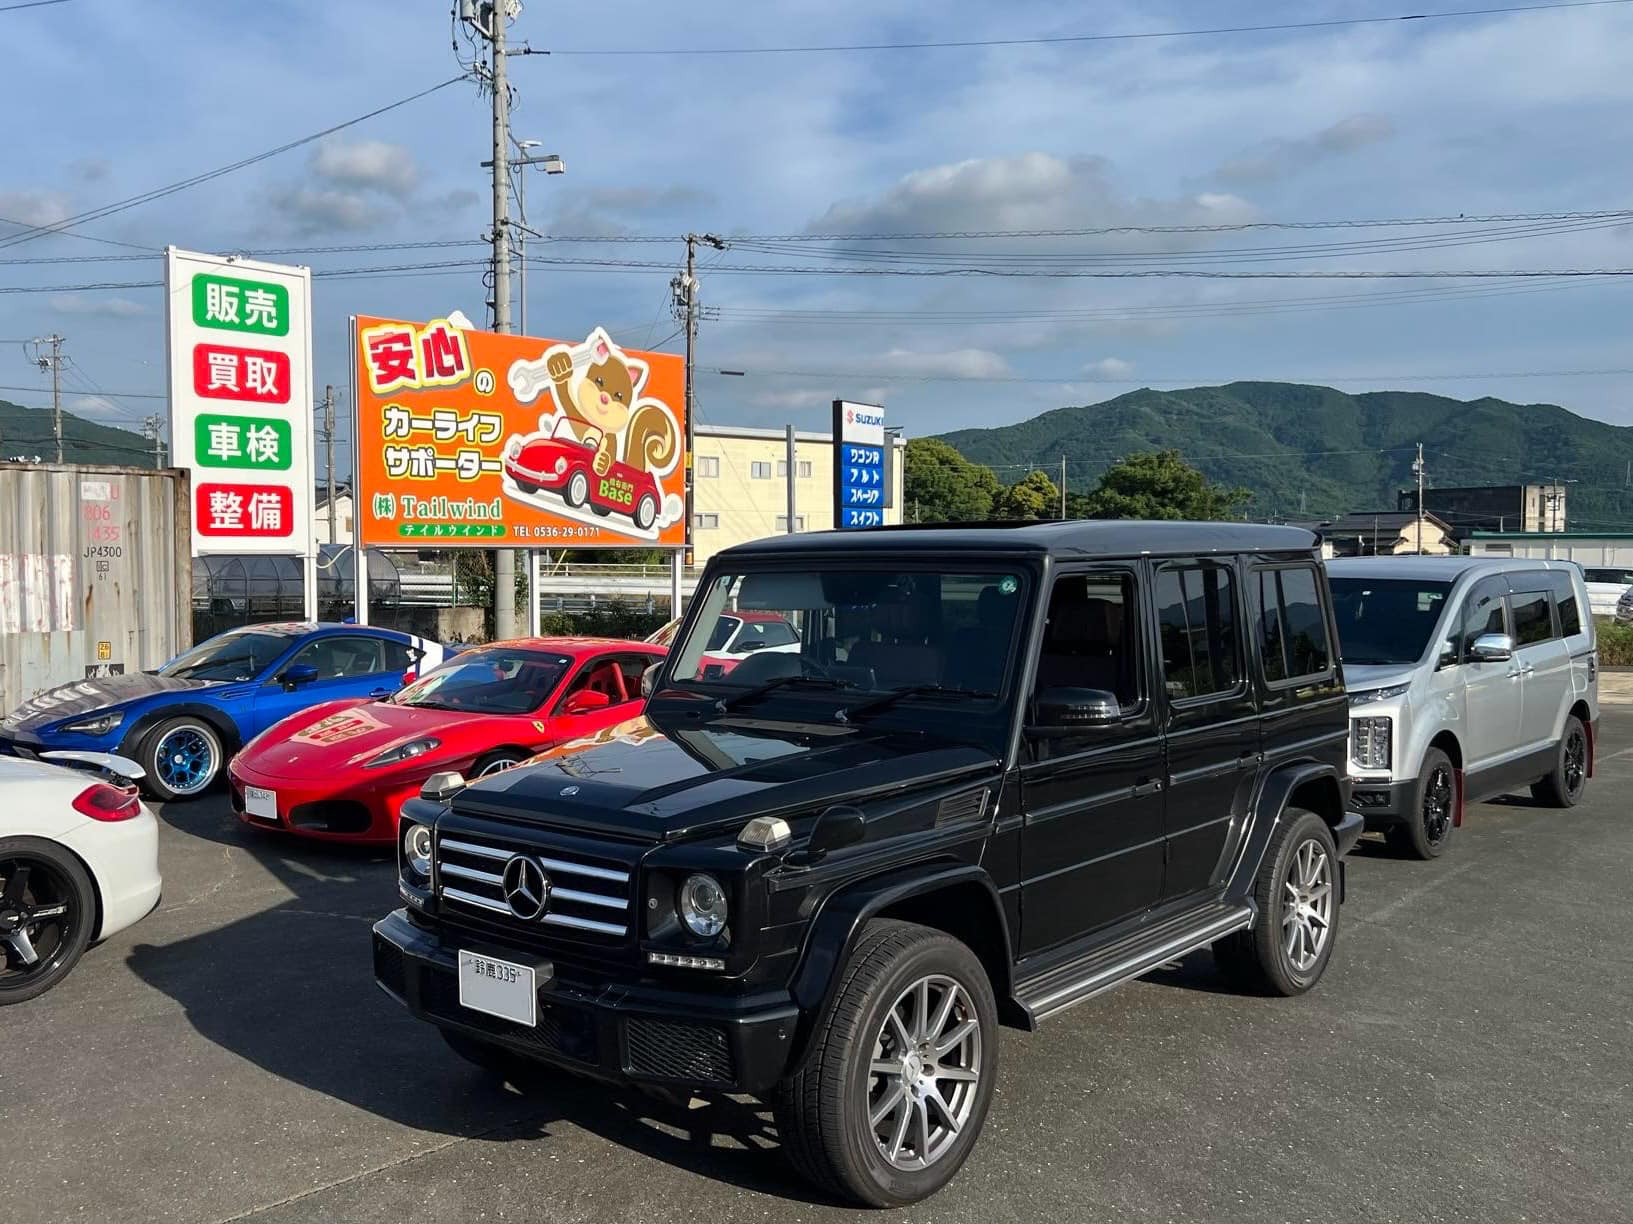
[6,710,1632,1224]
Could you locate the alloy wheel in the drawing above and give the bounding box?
[156,726,215,795]
[865,974,982,1172]
[0,856,75,985]
[1422,764,1454,846]
[1564,729,1587,795]
[1281,839,1333,973]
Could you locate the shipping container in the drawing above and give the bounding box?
[0,463,192,713]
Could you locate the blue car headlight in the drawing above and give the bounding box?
[59,711,124,737]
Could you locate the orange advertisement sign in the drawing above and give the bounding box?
[352,316,686,548]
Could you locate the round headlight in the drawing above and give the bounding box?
[677,873,727,939]
[403,823,433,877]
[552,456,568,475]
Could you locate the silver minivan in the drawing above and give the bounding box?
[1327,557,1599,858]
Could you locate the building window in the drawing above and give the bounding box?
[697,455,719,478]
[693,513,719,530]
[774,515,807,532]
[750,461,772,479]
[775,460,815,478]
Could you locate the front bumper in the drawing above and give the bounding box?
[230,761,417,844]
[1347,778,1416,827]
[372,908,800,1095]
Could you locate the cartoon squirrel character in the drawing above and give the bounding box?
[544,337,677,478]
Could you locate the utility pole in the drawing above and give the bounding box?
[1413,442,1426,555]
[142,414,165,468]
[786,424,798,533]
[322,385,337,543]
[26,334,65,463]
[1060,455,1067,519]
[674,233,724,562]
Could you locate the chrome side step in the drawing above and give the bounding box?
[1016,904,1254,1023]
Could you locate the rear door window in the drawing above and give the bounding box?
[1509,590,1554,647]
[1156,565,1241,700]
[1256,565,1332,685]
[1545,572,1583,637]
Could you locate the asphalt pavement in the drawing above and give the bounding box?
[5,712,1632,1224]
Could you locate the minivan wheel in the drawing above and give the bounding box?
[1214,809,1339,997]
[1531,715,1588,808]
[1386,747,1455,860]
[773,920,998,1207]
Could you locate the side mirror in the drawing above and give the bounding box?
[563,689,612,714]
[1028,687,1121,735]
[789,804,866,866]
[641,662,662,699]
[282,663,319,690]
[1470,632,1514,663]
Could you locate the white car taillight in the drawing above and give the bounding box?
[72,783,142,822]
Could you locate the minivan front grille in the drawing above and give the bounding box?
[434,831,633,939]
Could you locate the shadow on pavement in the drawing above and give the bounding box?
[128,794,826,1203]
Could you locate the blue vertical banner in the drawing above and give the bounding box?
[832,400,887,529]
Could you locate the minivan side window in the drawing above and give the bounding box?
[1155,565,1241,700]
[1459,577,1509,659]
[1546,572,1583,637]
[1510,590,1554,647]
[1256,565,1331,684]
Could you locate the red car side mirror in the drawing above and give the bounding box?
[563,689,613,714]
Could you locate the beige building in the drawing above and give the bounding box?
[690,424,906,563]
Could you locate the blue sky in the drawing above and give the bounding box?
[3,0,1632,480]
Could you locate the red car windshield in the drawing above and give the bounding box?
[393,649,570,714]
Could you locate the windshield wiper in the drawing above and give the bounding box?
[717,674,855,713]
[836,684,997,723]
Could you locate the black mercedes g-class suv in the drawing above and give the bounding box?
[373,521,1360,1206]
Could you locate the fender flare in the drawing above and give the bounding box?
[1227,760,1349,903]
[784,861,1015,1071]
[118,702,243,761]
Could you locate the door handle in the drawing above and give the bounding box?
[1132,779,1164,797]
[369,687,391,697]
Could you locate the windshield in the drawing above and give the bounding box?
[392,649,570,714]
[1329,577,1453,666]
[667,567,1029,709]
[160,632,289,681]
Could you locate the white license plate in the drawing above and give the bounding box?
[457,950,536,1027]
[245,785,278,820]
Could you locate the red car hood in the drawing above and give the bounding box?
[239,699,518,781]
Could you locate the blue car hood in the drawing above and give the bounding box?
[1,672,226,734]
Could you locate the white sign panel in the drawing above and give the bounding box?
[833,400,888,530]
[164,247,314,557]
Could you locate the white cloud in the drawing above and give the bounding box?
[749,388,835,411]
[49,294,149,318]
[67,395,122,420]
[265,186,387,235]
[0,189,71,230]
[1215,113,1395,185]
[1085,357,1135,380]
[877,347,1011,379]
[310,139,418,197]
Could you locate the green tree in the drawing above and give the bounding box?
[1076,449,1252,521]
[904,437,1001,522]
[994,469,1061,520]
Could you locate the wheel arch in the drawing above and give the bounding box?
[1427,729,1463,770]
[472,745,536,773]
[1229,761,1351,902]
[785,863,1020,1073]
[119,702,242,759]
[1,833,106,943]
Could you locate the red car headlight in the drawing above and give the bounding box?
[364,737,442,769]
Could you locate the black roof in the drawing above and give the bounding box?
[722,519,1320,560]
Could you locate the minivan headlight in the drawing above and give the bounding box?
[1349,682,1411,707]
[678,873,728,939]
[1351,716,1392,770]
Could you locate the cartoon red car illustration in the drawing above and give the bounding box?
[503,434,663,530]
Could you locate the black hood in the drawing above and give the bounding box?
[0,673,224,733]
[450,713,999,843]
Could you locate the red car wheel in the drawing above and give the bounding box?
[565,470,590,508]
[634,492,657,530]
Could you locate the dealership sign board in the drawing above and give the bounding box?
[832,400,887,529]
[164,248,314,557]
[351,317,686,549]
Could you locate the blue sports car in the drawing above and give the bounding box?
[0,623,449,801]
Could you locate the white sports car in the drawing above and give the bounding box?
[0,751,161,1005]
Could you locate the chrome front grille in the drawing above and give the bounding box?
[434,831,633,938]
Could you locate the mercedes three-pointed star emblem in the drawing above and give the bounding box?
[501,854,551,921]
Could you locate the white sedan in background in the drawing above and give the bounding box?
[1,751,161,1005]
[1580,567,1633,618]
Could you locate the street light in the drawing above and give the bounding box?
[507,138,565,335]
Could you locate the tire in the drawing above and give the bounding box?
[773,920,998,1207]
[473,750,528,777]
[633,493,657,531]
[513,478,539,495]
[1385,747,1455,860]
[590,503,611,517]
[0,837,97,1006]
[1531,714,1588,807]
[564,470,590,508]
[438,1028,556,1086]
[139,717,225,801]
[1214,809,1340,997]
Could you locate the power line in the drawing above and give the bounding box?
[709,366,1633,385]
[0,0,72,11]
[0,381,166,399]
[0,216,157,253]
[0,76,469,250]
[541,1,1633,55]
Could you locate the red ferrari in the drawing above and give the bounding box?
[503,434,663,530]
[228,637,664,844]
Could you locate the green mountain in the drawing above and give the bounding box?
[935,382,1633,529]
[0,398,159,467]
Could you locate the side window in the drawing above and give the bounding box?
[1034,572,1141,712]
[1156,565,1241,700]
[1509,590,1553,647]
[615,654,655,699]
[381,639,417,672]
[754,619,799,648]
[1545,572,1583,637]
[286,636,384,680]
[1256,565,1332,683]
[1460,577,1509,658]
[557,656,629,710]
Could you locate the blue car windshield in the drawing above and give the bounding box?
[160,632,290,682]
